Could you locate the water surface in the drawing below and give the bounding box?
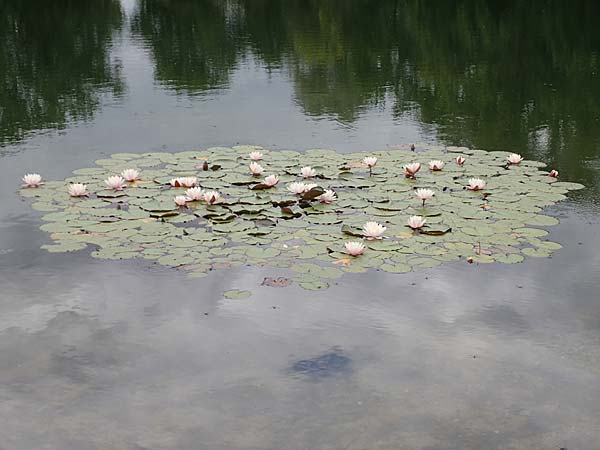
[1,1,600,449]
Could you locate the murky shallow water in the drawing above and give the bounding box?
[1,1,600,449]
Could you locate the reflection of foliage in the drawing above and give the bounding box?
[0,0,124,144]
[240,0,600,188]
[131,0,242,95]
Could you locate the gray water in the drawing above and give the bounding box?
[1,1,600,449]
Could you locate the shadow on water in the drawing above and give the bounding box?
[290,347,352,380]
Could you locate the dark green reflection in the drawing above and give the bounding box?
[131,0,242,95]
[134,0,600,189]
[0,0,124,145]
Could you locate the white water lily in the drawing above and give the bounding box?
[104,176,126,191]
[249,151,263,161]
[300,166,317,178]
[68,183,88,197]
[318,189,337,204]
[22,173,42,187]
[467,178,486,191]
[287,182,307,195]
[249,162,264,176]
[549,169,559,178]
[403,162,421,177]
[303,183,318,192]
[185,187,204,201]
[174,195,188,207]
[180,177,198,187]
[428,160,445,171]
[362,221,386,240]
[415,188,434,206]
[170,177,197,188]
[363,156,378,168]
[456,155,466,165]
[264,174,279,187]
[507,153,523,165]
[120,168,140,182]
[407,215,426,229]
[344,241,366,256]
[203,191,221,204]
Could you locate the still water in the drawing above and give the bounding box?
[1,1,600,449]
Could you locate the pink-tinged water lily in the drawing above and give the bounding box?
[363,156,378,176]
[415,188,434,206]
[68,183,88,197]
[403,162,421,177]
[185,187,204,201]
[362,221,386,240]
[249,162,264,176]
[287,182,307,195]
[467,178,486,190]
[318,189,337,203]
[303,183,318,192]
[170,177,197,188]
[174,195,188,207]
[507,153,523,165]
[407,215,426,229]
[549,170,558,178]
[104,176,126,191]
[300,166,317,178]
[249,151,263,161]
[363,156,378,168]
[456,155,466,165]
[264,175,279,187]
[203,191,221,204]
[22,173,42,187]
[344,241,366,256]
[121,169,140,182]
[428,160,445,171]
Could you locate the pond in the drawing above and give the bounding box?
[1,1,600,449]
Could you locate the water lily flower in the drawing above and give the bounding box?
[507,153,523,165]
[121,169,140,182]
[249,151,263,161]
[467,178,486,191]
[403,162,421,178]
[428,160,445,171]
[344,241,366,256]
[22,173,42,187]
[203,191,221,204]
[68,183,88,197]
[318,189,337,204]
[287,182,307,195]
[170,177,197,188]
[300,166,317,178]
[363,156,378,168]
[549,170,558,178]
[264,175,279,187]
[456,155,466,165]
[407,215,426,229]
[185,187,204,201]
[362,221,386,240]
[363,156,378,176]
[249,162,264,176]
[415,188,434,206]
[174,195,188,207]
[104,176,126,191]
[303,183,318,192]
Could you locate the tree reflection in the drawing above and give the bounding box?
[0,0,124,144]
[131,0,242,95]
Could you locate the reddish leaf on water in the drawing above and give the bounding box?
[261,277,293,288]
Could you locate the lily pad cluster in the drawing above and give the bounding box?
[19,145,583,291]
